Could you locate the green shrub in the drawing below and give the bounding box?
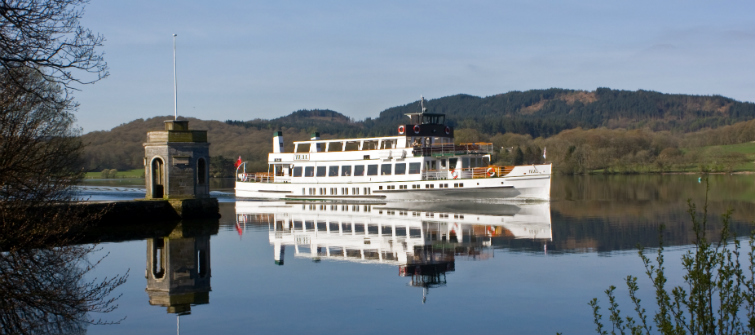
[588,181,755,334]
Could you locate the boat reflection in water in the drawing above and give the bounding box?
[235,200,551,302]
[145,223,214,316]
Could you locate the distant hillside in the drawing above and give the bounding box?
[80,117,324,173]
[226,109,364,137]
[80,88,755,174]
[361,88,755,137]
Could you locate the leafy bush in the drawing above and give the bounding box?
[589,183,755,334]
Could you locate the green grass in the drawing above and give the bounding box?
[589,143,755,174]
[684,142,755,172]
[708,142,755,155]
[85,168,144,179]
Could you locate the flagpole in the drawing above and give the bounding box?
[173,34,178,120]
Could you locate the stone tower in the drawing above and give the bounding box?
[145,225,212,315]
[143,120,210,199]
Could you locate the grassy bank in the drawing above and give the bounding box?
[85,168,144,179]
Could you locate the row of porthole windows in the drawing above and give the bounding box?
[380,183,463,190]
[301,183,465,194]
[305,187,372,196]
[278,204,466,220]
[288,220,423,238]
[293,162,422,177]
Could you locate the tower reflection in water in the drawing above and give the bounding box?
[145,222,215,315]
[236,201,551,302]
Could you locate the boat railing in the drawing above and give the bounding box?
[237,172,274,183]
[444,166,514,180]
[413,143,494,157]
[422,171,447,180]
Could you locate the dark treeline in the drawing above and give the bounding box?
[225,88,755,139]
[81,88,755,176]
[354,88,755,138]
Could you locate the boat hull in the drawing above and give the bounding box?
[235,164,551,201]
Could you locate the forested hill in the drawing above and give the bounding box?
[80,88,755,173]
[358,88,755,138]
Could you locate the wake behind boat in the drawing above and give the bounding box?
[235,98,551,201]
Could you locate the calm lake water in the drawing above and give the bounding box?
[78,175,755,334]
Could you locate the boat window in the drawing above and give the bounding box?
[462,157,470,168]
[449,158,458,169]
[304,166,314,177]
[354,165,365,176]
[296,143,310,153]
[380,139,397,149]
[316,166,326,177]
[395,163,406,175]
[328,222,339,232]
[327,142,343,152]
[367,164,378,176]
[329,166,339,176]
[440,159,446,168]
[381,164,392,175]
[363,140,379,150]
[293,166,302,177]
[410,228,422,238]
[344,141,360,151]
[341,165,352,176]
[354,223,365,234]
[409,162,421,174]
[483,157,490,166]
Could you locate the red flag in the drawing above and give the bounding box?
[234,156,242,169]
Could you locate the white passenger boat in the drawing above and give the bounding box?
[235,99,551,201]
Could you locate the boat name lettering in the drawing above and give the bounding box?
[528,169,539,174]
[295,154,310,161]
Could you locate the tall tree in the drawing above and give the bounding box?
[0,0,108,100]
[0,1,124,333]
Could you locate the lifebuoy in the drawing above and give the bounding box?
[487,168,495,177]
[413,124,420,134]
[451,169,459,179]
[398,125,405,134]
[445,126,451,135]
[239,173,247,182]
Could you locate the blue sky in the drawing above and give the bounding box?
[74,0,755,132]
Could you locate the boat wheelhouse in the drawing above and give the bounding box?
[235,98,551,201]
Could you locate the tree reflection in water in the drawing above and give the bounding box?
[0,245,128,334]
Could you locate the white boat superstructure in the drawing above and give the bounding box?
[235,98,551,201]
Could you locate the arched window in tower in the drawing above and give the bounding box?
[197,249,208,278]
[153,238,166,279]
[151,158,164,198]
[197,158,206,185]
